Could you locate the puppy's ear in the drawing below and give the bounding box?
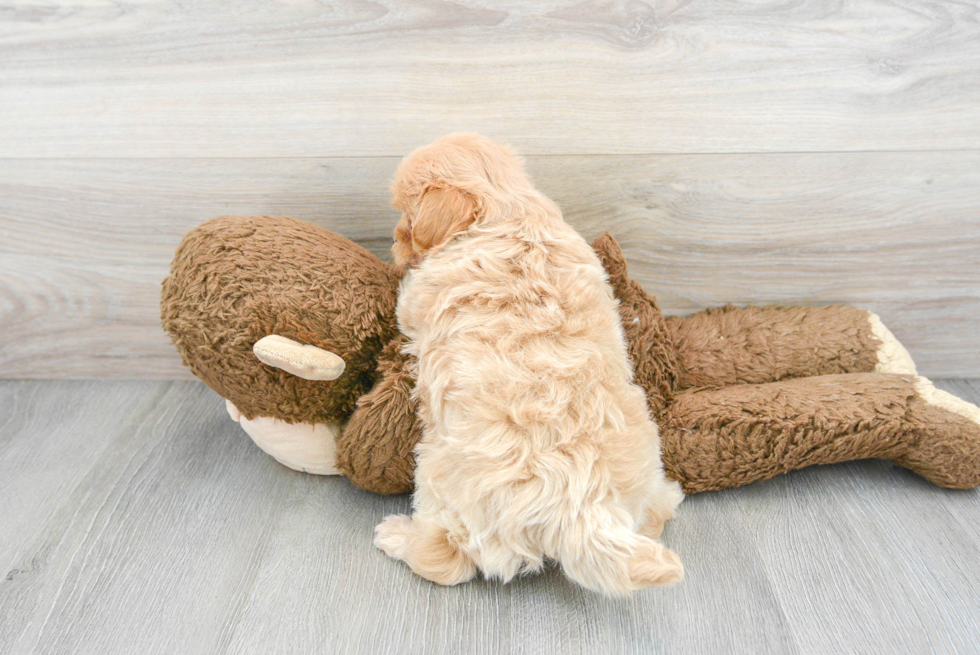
[412,182,478,252]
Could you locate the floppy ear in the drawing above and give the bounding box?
[412,182,478,252]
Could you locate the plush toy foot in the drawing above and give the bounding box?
[225,400,342,475]
[867,312,917,375]
[662,373,980,493]
[896,377,980,488]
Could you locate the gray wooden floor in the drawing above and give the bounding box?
[2,380,979,654]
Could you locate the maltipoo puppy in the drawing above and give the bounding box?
[374,133,684,595]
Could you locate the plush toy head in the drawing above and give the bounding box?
[161,215,401,424]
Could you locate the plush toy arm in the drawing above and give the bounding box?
[247,332,421,493]
[335,335,422,495]
[661,372,980,494]
[665,305,916,391]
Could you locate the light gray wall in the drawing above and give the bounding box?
[2,1,978,378]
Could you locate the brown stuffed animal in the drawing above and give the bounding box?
[161,215,980,495]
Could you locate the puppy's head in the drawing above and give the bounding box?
[391,132,530,268]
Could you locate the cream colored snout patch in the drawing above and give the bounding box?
[253,334,346,381]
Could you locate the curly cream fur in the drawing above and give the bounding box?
[375,133,684,596]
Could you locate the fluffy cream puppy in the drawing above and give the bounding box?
[374,133,684,595]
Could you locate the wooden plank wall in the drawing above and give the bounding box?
[2,0,978,378]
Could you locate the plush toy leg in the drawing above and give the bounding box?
[665,305,916,390]
[661,373,980,494]
[226,400,341,475]
[898,378,980,488]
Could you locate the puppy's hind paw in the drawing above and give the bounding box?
[629,541,684,589]
[374,514,413,559]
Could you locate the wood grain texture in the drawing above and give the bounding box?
[0,381,300,654]
[2,0,980,157]
[735,376,980,653]
[2,152,978,378]
[0,381,168,564]
[1,379,978,654]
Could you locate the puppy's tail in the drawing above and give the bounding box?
[560,522,684,596]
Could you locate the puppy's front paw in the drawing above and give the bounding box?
[374,514,413,559]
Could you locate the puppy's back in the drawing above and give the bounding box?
[403,213,664,536]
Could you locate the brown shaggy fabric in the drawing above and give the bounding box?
[666,304,881,390]
[161,215,400,424]
[592,233,678,418]
[336,335,420,495]
[162,215,980,497]
[662,373,980,493]
[897,396,980,489]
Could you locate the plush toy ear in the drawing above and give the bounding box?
[411,182,478,252]
[252,335,345,381]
